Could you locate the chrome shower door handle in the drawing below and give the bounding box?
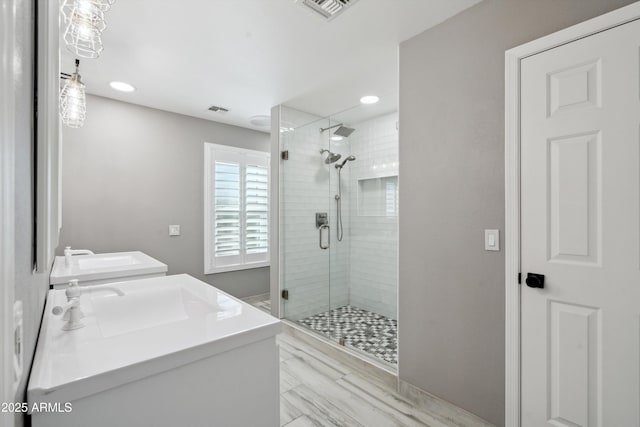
[319,224,330,250]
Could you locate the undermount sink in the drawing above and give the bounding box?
[91,282,188,338]
[90,279,241,338]
[50,251,168,288]
[28,274,281,427]
[77,254,140,269]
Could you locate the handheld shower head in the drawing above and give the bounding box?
[334,154,356,242]
[320,149,342,164]
[335,155,356,169]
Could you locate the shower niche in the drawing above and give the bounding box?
[278,105,399,367]
[357,175,398,217]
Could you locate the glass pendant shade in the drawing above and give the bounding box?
[90,0,116,12]
[61,0,110,58]
[60,64,87,128]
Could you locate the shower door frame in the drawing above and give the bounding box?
[269,106,282,318]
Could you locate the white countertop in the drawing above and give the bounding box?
[49,251,168,285]
[28,274,280,405]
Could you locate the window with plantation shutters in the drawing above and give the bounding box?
[204,143,270,273]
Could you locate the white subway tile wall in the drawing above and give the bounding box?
[348,113,398,319]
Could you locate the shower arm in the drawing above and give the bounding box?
[319,123,344,133]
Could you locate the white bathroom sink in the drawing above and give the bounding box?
[28,274,280,406]
[77,254,139,269]
[50,251,168,286]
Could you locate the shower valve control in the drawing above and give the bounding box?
[316,212,328,228]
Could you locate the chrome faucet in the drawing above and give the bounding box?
[52,299,83,331]
[64,246,95,267]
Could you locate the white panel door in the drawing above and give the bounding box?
[521,18,640,427]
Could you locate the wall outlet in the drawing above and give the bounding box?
[169,225,181,236]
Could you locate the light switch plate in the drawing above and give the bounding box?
[485,229,500,251]
[169,225,181,236]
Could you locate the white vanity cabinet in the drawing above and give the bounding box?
[28,274,281,427]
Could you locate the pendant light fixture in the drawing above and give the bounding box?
[60,59,87,128]
[94,0,116,11]
[61,0,115,58]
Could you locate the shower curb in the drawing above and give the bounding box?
[281,319,398,390]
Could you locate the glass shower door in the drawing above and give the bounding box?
[281,114,333,332]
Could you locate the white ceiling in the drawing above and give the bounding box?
[61,0,479,132]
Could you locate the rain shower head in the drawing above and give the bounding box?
[319,123,356,138]
[320,149,342,164]
[333,125,355,138]
[335,155,356,169]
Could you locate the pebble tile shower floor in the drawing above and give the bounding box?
[296,305,398,365]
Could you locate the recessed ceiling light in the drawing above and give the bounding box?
[250,115,271,127]
[331,136,344,141]
[110,81,135,92]
[360,95,379,105]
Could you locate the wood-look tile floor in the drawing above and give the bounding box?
[242,295,492,426]
[243,293,272,313]
[278,331,458,427]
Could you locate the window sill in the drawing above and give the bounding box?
[204,261,270,275]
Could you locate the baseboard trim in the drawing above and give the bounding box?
[397,379,496,427]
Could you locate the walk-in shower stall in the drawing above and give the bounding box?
[277,105,399,366]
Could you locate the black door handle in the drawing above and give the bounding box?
[525,273,545,289]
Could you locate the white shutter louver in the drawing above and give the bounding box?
[214,161,241,257]
[245,164,269,254]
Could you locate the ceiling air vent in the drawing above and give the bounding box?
[208,105,229,113]
[302,0,359,21]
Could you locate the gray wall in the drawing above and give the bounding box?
[60,95,270,298]
[398,0,636,425]
[9,1,50,426]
